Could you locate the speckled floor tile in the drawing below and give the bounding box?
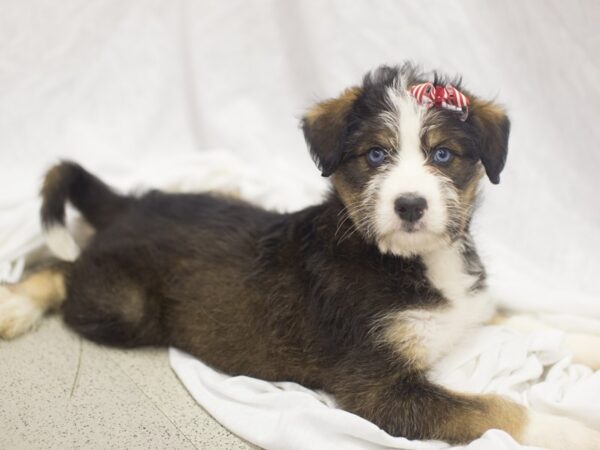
[0,315,256,450]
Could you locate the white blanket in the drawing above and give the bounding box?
[169,328,597,450]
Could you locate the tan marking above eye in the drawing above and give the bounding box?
[422,125,474,158]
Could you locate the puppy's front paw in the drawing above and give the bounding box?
[564,333,600,370]
[0,285,43,339]
[522,412,600,450]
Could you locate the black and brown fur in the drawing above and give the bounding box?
[30,64,525,444]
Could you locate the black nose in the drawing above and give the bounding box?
[394,195,427,223]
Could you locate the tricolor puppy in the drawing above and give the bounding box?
[2,63,599,448]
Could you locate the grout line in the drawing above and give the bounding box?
[69,337,83,399]
[105,351,201,450]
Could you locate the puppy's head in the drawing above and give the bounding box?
[302,64,510,256]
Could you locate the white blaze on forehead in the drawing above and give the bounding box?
[385,86,425,160]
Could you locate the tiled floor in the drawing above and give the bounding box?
[0,315,254,450]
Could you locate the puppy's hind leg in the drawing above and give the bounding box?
[494,313,600,370]
[0,263,70,339]
[62,256,164,348]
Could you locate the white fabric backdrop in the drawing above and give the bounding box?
[1,1,600,449]
[2,0,599,297]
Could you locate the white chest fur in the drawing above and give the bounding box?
[380,242,496,368]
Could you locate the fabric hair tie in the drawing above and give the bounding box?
[408,82,469,121]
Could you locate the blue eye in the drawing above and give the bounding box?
[432,147,454,165]
[366,147,387,167]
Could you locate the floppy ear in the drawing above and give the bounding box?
[468,99,511,184]
[301,87,361,177]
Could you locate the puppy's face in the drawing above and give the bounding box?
[303,64,510,256]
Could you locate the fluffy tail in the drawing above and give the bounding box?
[40,161,130,261]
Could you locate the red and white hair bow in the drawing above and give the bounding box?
[408,83,470,121]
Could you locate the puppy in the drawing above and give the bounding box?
[1,63,599,449]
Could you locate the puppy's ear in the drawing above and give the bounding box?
[301,87,361,177]
[468,99,511,184]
